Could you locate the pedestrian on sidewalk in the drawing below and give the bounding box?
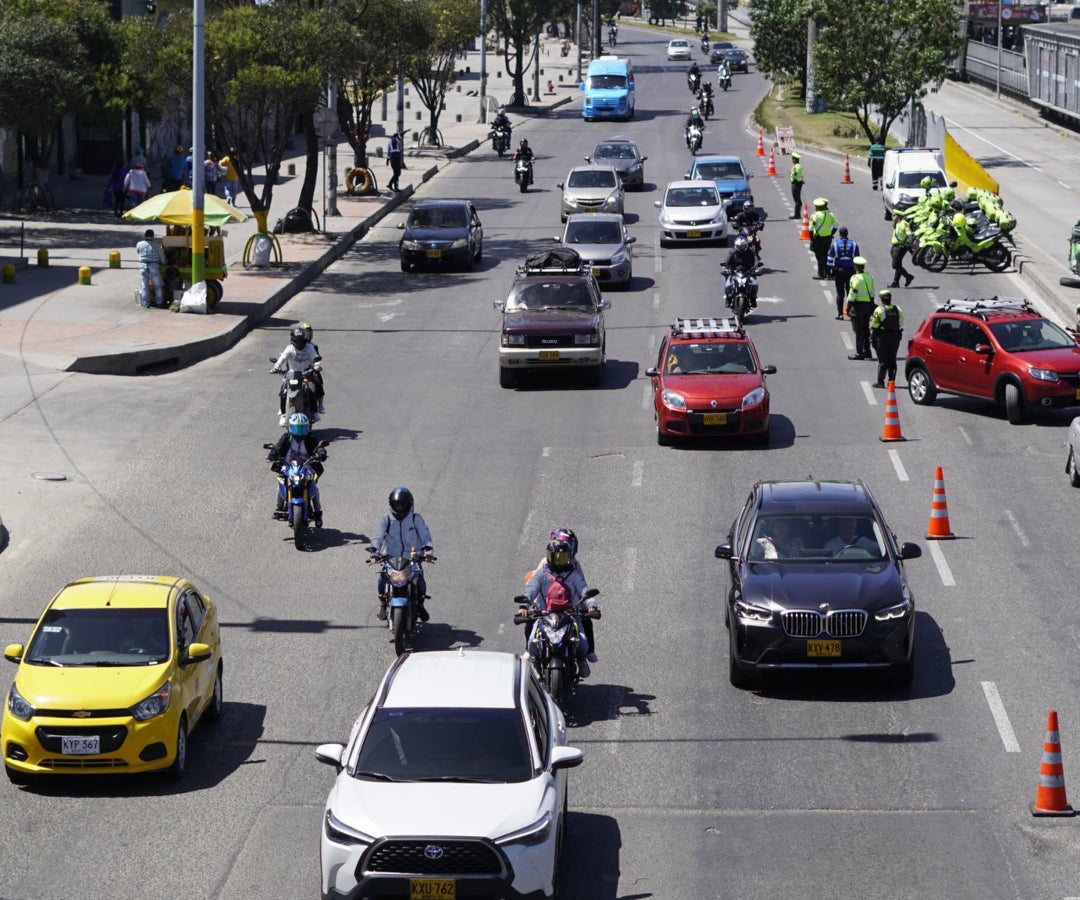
[220,149,241,205]
[135,229,167,309]
[106,161,129,219]
[889,217,915,287]
[163,145,187,192]
[825,225,859,319]
[789,151,804,218]
[845,257,876,360]
[387,132,405,192]
[129,146,148,170]
[123,162,151,210]
[808,197,837,280]
[870,289,904,388]
[204,150,221,197]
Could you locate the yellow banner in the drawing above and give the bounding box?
[945,131,1000,195]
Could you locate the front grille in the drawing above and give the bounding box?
[39,757,128,770]
[35,725,128,754]
[364,839,503,876]
[577,200,607,210]
[524,334,579,348]
[781,610,867,638]
[1058,372,1080,387]
[679,218,716,227]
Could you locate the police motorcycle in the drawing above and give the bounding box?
[717,66,731,91]
[918,212,1011,273]
[701,35,710,54]
[268,355,320,425]
[263,439,327,550]
[489,125,510,156]
[722,264,763,326]
[367,546,436,656]
[514,588,600,707]
[686,122,703,155]
[687,66,702,94]
[697,83,715,119]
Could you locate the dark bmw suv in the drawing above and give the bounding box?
[715,480,922,689]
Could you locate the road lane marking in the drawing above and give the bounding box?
[841,332,854,351]
[641,383,651,409]
[887,448,909,482]
[928,541,956,586]
[631,460,644,486]
[1003,509,1030,548]
[542,446,551,457]
[654,233,662,273]
[625,546,637,593]
[957,425,973,445]
[652,291,661,310]
[861,382,878,405]
[981,681,1022,753]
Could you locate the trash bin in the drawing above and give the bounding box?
[251,234,274,268]
[1069,219,1080,275]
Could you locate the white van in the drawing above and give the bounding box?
[882,148,948,219]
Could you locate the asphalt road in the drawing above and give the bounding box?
[1,26,1080,900]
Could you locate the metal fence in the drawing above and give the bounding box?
[963,39,1030,96]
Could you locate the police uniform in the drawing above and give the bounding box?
[870,292,904,386]
[790,153,804,216]
[809,199,838,280]
[889,218,914,288]
[845,258,876,360]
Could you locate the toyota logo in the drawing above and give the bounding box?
[424,845,444,860]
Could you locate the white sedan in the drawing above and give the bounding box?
[316,650,584,900]
[655,179,727,247]
[667,38,691,60]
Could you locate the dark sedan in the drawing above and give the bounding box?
[715,480,921,689]
[398,198,483,272]
[723,48,749,72]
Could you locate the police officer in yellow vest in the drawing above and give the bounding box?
[870,289,904,387]
[809,197,838,280]
[889,217,915,288]
[789,152,804,217]
[844,256,876,360]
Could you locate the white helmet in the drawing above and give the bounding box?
[734,236,749,252]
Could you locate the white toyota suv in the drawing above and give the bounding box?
[316,649,584,900]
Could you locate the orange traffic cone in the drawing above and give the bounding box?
[1032,709,1075,816]
[879,380,906,442]
[765,147,777,177]
[925,466,955,539]
[841,153,853,184]
[756,128,765,157]
[798,204,811,241]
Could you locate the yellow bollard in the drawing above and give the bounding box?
[108,251,120,269]
[78,266,92,286]
[2,264,15,284]
[37,248,48,268]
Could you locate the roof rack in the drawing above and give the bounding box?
[671,317,744,339]
[516,261,591,276]
[939,296,1036,317]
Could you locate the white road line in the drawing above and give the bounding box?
[377,312,399,322]
[647,332,656,353]
[840,332,855,351]
[887,448,909,482]
[981,681,1022,753]
[542,446,552,457]
[861,382,878,405]
[957,425,973,445]
[652,291,661,310]
[1003,509,1030,549]
[654,233,663,273]
[625,546,637,594]
[631,459,644,487]
[641,383,651,410]
[821,288,832,305]
[928,541,956,587]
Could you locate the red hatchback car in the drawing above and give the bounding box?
[904,297,1080,423]
[646,317,776,445]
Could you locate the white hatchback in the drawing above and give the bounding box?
[316,649,584,900]
[655,179,727,247]
[667,38,691,60]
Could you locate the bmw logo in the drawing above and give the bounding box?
[424,845,444,860]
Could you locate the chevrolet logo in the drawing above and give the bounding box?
[72,710,92,718]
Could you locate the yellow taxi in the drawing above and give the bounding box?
[2,575,223,783]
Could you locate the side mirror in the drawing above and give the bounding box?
[584,587,600,600]
[654,200,662,208]
[315,743,345,769]
[364,546,377,555]
[557,182,565,190]
[492,300,505,311]
[550,745,584,771]
[626,235,637,245]
[683,172,691,179]
[4,642,24,664]
[714,543,734,559]
[762,364,777,375]
[899,541,922,560]
[641,156,648,162]
[645,366,659,377]
[513,594,528,604]
[396,222,405,230]
[552,235,561,242]
[599,299,612,309]
[262,442,275,450]
[584,156,592,163]
[182,642,212,666]
[973,343,994,355]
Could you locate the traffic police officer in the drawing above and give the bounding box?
[845,256,876,360]
[789,151,804,217]
[826,225,859,319]
[870,289,904,387]
[809,197,838,280]
[889,217,915,288]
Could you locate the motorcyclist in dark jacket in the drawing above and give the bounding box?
[723,236,759,308]
[730,200,764,261]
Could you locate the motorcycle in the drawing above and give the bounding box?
[264,440,327,550]
[514,588,600,707]
[269,356,320,426]
[722,265,762,326]
[560,39,571,57]
[736,212,766,261]
[687,69,702,94]
[686,123,703,155]
[701,36,710,54]
[718,70,731,91]
[919,220,1011,273]
[514,157,534,193]
[697,88,714,120]
[367,547,436,656]
[489,125,510,157]
[608,26,617,47]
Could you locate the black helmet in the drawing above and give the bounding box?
[546,539,572,573]
[519,138,528,148]
[549,527,578,558]
[389,486,414,520]
[290,325,308,349]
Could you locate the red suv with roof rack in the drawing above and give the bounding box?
[645,317,777,445]
[905,297,1080,423]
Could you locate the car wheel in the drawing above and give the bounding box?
[400,259,410,273]
[588,363,604,388]
[657,423,671,446]
[884,208,892,221]
[465,250,475,272]
[1004,382,1025,424]
[207,663,224,722]
[907,366,937,405]
[5,765,30,786]
[1068,449,1080,488]
[753,423,770,446]
[886,648,915,688]
[476,239,483,262]
[728,636,754,689]
[499,367,515,389]
[921,247,948,273]
[168,715,188,780]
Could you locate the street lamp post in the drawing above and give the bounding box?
[480,0,488,124]
[397,64,405,144]
[996,0,1003,98]
[191,0,205,287]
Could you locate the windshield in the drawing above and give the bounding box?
[666,186,720,208]
[25,607,170,666]
[990,318,1078,352]
[692,162,746,182]
[354,708,532,783]
[749,515,886,561]
[586,74,627,90]
[594,144,638,160]
[565,221,623,244]
[897,171,946,189]
[408,206,468,228]
[506,281,595,310]
[568,170,617,189]
[665,342,755,375]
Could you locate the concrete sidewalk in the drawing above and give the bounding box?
[0,37,581,375]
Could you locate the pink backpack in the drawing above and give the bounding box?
[545,579,572,613]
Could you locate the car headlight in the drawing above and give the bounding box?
[449,238,468,250]
[733,599,772,622]
[741,386,766,408]
[565,196,579,208]
[660,389,686,411]
[659,213,673,226]
[574,332,598,345]
[401,240,423,250]
[629,163,642,174]
[502,333,525,346]
[1029,366,1059,383]
[603,195,619,209]
[712,212,726,225]
[131,682,171,721]
[7,683,35,722]
[874,599,911,621]
[494,811,552,847]
[325,809,376,847]
[611,249,629,264]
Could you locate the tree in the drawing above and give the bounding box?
[813,0,964,143]
[748,0,812,87]
[489,0,563,106]
[404,0,481,143]
[0,0,117,191]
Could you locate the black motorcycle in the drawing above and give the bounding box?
[722,265,762,326]
[697,88,714,120]
[687,69,702,93]
[368,547,435,656]
[490,125,510,156]
[514,588,600,706]
[514,157,534,193]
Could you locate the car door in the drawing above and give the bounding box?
[468,203,483,253]
[953,320,997,399]
[173,590,206,724]
[923,315,968,394]
[728,491,757,599]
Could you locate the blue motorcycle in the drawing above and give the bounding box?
[265,440,327,550]
[514,588,600,706]
[367,548,435,655]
